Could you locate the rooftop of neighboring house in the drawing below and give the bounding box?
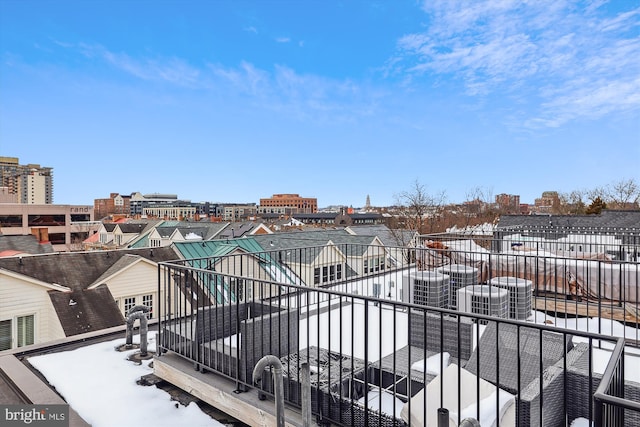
[0,247,179,337]
[0,234,55,256]
[216,221,266,239]
[346,224,417,247]
[497,210,640,230]
[250,228,382,265]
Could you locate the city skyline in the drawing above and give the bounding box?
[1,1,639,207]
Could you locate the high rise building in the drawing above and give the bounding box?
[0,157,53,204]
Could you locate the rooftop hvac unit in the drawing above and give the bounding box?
[488,276,533,320]
[457,285,509,319]
[402,272,449,308]
[435,264,479,309]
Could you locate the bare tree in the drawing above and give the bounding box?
[462,186,496,225]
[558,190,587,214]
[587,186,607,205]
[604,178,640,209]
[393,179,447,234]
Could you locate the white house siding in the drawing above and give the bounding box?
[0,274,65,348]
[307,245,347,287]
[103,261,160,319]
[213,252,266,281]
[213,253,280,301]
[361,244,388,275]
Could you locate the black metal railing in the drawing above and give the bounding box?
[156,244,640,427]
[593,337,640,427]
[167,240,640,342]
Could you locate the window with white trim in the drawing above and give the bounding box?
[124,297,136,316]
[17,315,34,347]
[0,315,35,350]
[142,294,153,319]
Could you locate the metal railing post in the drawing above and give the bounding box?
[301,362,311,427]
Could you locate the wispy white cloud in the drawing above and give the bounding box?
[396,0,640,127]
[275,37,291,43]
[76,43,203,88]
[208,61,380,122]
[52,41,375,122]
[209,61,270,96]
[243,26,258,34]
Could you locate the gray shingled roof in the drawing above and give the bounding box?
[49,284,124,336]
[347,224,416,247]
[0,247,178,288]
[496,210,640,242]
[157,221,228,240]
[217,222,258,239]
[252,229,380,263]
[497,210,640,229]
[117,222,150,233]
[103,223,117,232]
[0,235,55,255]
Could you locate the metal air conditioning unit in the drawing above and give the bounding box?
[457,285,509,319]
[488,276,533,320]
[402,271,450,308]
[435,264,479,309]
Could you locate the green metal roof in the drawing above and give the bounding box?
[159,220,182,227]
[174,238,263,260]
[128,234,150,248]
[174,237,301,289]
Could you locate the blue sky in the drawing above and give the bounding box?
[1,1,638,208]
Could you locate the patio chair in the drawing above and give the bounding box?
[465,321,573,394]
[464,321,574,426]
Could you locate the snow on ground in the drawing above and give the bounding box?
[299,298,409,361]
[28,334,224,427]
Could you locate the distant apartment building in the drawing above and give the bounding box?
[128,192,195,220]
[96,191,258,221]
[259,193,317,214]
[495,193,521,213]
[94,193,132,219]
[0,156,53,204]
[0,203,98,252]
[222,203,258,221]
